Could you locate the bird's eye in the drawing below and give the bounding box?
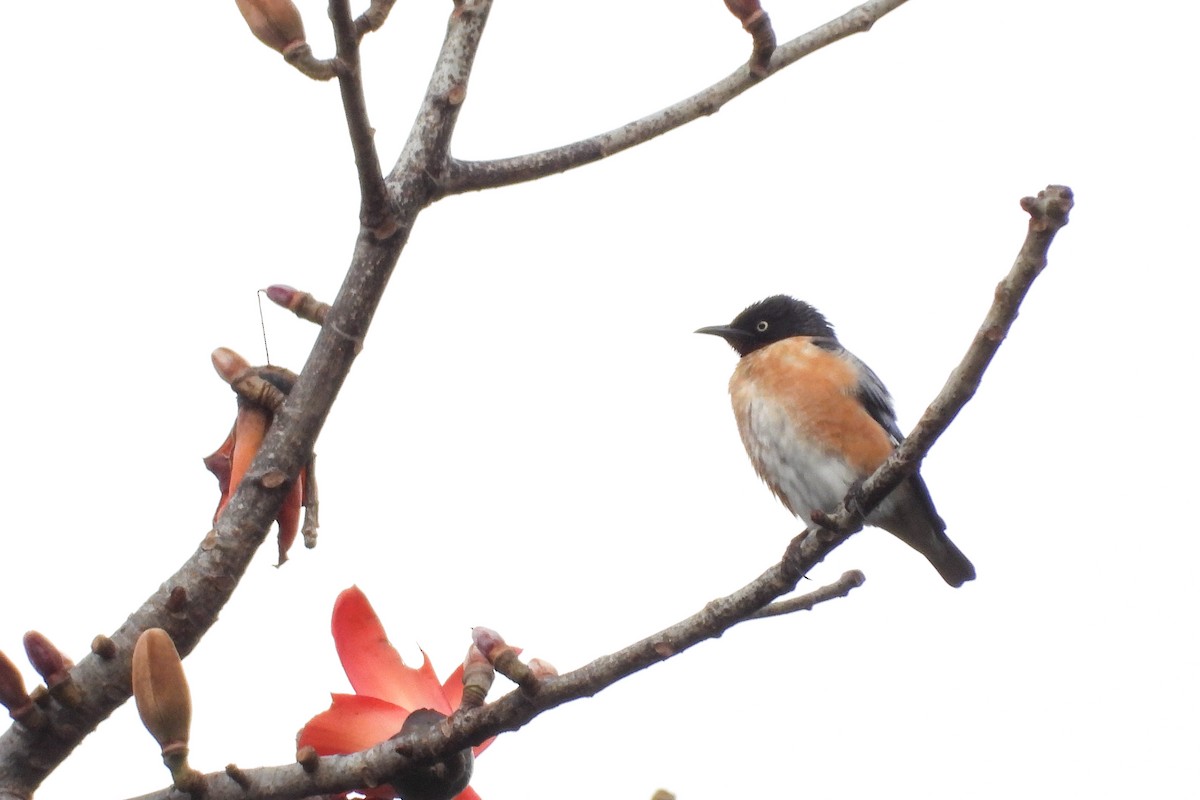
[756,321,769,332]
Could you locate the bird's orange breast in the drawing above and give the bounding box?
[729,338,894,476]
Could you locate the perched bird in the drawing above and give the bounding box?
[697,295,975,587]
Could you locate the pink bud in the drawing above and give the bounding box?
[470,626,506,659]
[23,631,70,686]
[266,284,299,308]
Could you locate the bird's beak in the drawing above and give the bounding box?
[695,325,749,343]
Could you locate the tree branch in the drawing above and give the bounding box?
[0,2,497,795]
[329,0,391,232]
[114,185,1071,800]
[440,0,910,194]
[354,0,399,41]
[384,0,492,207]
[817,184,1075,537]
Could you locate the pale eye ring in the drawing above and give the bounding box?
[756,320,769,332]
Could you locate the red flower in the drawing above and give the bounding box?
[297,587,492,800]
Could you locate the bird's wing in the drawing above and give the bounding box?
[813,337,905,444]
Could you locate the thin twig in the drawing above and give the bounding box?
[749,570,866,620]
[441,0,909,194]
[354,0,399,40]
[820,185,1075,535]
[329,0,391,233]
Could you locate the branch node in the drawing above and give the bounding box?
[260,469,289,490]
[90,634,117,660]
[1020,184,1074,229]
[296,744,320,773]
[224,763,252,790]
[282,42,342,81]
[329,320,367,355]
[354,0,399,39]
[165,586,189,615]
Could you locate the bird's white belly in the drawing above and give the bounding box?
[737,395,860,524]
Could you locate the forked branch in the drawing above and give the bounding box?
[441,0,910,194]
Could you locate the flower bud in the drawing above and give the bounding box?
[211,347,252,385]
[23,631,70,685]
[132,629,192,755]
[265,284,329,326]
[0,650,42,727]
[471,627,534,690]
[235,0,307,54]
[24,631,81,706]
[459,645,494,709]
[469,626,506,660]
[527,658,559,680]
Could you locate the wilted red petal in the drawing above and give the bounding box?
[228,408,269,508]
[296,693,409,755]
[332,587,453,715]
[203,429,236,510]
[275,470,305,564]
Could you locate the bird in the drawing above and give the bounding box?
[696,295,975,587]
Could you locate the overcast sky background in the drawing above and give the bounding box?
[2,1,1197,798]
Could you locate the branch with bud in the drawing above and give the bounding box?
[131,629,203,793]
[724,0,777,77]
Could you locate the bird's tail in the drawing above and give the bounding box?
[922,531,976,588]
[873,478,976,588]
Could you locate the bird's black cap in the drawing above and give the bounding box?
[696,295,836,357]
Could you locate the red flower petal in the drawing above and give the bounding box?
[296,693,409,755]
[203,429,236,507]
[332,587,454,715]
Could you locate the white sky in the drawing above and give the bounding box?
[2,1,1197,798]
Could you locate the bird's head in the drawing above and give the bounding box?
[696,295,836,356]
